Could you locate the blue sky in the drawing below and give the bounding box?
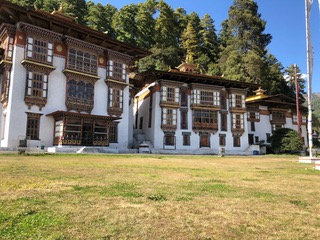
[94,0,320,93]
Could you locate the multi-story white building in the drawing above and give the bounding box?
[133,64,308,154]
[246,88,308,147]
[133,63,260,154]
[0,1,148,152]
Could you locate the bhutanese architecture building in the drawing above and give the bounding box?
[133,64,308,155]
[133,63,259,155]
[0,0,308,154]
[0,0,149,152]
[246,88,308,148]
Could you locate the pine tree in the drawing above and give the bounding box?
[136,0,157,49]
[182,21,199,64]
[154,0,178,48]
[87,1,117,38]
[197,14,219,73]
[112,4,139,45]
[59,0,88,25]
[219,0,272,83]
[284,64,306,104]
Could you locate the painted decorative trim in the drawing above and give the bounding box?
[63,69,100,82]
[21,59,56,73]
[18,22,62,41]
[64,36,105,54]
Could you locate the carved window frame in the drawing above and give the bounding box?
[66,79,94,113]
[1,68,11,106]
[162,108,177,127]
[26,36,53,64]
[26,112,41,140]
[67,48,97,75]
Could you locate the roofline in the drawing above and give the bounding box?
[136,70,260,90]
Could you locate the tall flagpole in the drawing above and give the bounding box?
[305,0,313,158]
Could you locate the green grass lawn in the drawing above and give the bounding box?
[0,153,319,239]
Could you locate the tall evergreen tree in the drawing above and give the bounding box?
[87,1,117,38]
[112,4,139,45]
[285,64,306,103]
[136,0,157,49]
[154,0,178,48]
[59,0,88,25]
[218,0,272,83]
[182,21,199,64]
[196,14,219,73]
[174,7,189,48]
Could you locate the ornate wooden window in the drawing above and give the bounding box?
[180,87,188,107]
[180,109,188,129]
[272,124,284,133]
[232,113,244,130]
[109,122,119,143]
[161,86,179,104]
[26,37,53,64]
[230,93,245,108]
[220,112,228,131]
[26,113,41,140]
[248,134,254,145]
[24,71,48,108]
[270,111,286,124]
[220,91,227,110]
[233,136,241,147]
[26,71,48,98]
[107,60,127,82]
[108,87,123,116]
[0,36,14,61]
[182,132,191,146]
[164,132,175,146]
[193,110,218,131]
[148,93,153,128]
[191,89,220,107]
[251,121,255,131]
[219,134,226,146]
[67,48,97,75]
[66,80,94,113]
[248,111,260,121]
[1,69,11,106]
[162,108,177,130]
[200,133,210,148]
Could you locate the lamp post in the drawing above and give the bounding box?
[294,64,302,140]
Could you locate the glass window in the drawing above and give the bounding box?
[26,71,48,98]
[107,60,126,81]
[180,109,188,129]
[26,113,41,140]
[182,133,190,146]
[162,108,177,126]
[26,37,53,63]
[233,136,241,147]
[219,134,226,146]
[164,132,175,146]
[109,122,118,143]
[67,48,97,75]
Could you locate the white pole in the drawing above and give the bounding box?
[305,0,313,158]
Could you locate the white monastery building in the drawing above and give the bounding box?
[0,0,308,154]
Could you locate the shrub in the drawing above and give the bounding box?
[270,128,304,154]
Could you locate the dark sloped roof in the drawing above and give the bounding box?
[133,70,260,89]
